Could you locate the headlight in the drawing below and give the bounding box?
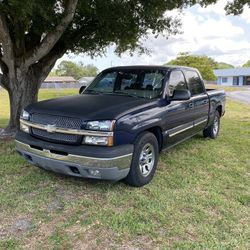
[20,110,30,121]
[86,120,115,131]
[83,136,113,146]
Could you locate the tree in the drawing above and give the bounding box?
[242,60,250,67]
[166,53,217,80]
[0,0,248,133]
[51,61,98,79]
[214,62,234,69]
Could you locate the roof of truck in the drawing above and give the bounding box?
[103,65,198,71]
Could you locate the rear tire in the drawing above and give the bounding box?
[124,132,159,187]
[203,110,220,139]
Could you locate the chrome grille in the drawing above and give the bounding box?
[31,113,82,129]
[30,113,82,144]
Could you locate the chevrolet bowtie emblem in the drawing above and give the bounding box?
[46,124,57,133]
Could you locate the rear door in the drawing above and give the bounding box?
[183,70,209,132]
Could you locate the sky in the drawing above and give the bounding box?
[58,0,250,71]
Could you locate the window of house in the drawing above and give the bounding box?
[168,70,187,96]
[184,70,205,95]
[222,77,228,83]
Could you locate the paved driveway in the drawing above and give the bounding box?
[227,91,250,105]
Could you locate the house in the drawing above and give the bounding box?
[41,76,78,88]
[213,68,250,86]
[78,76,95,87]
[44,76,77,84]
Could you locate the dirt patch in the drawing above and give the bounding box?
[66,224,156,250]
[46,197,64,213]
[0,215,34,240]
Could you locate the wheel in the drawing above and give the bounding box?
[124,132,159,187]
[203,110,220,139]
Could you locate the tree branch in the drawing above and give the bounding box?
[0,56,8,75]
[0,72,9,90]
[29,40,67,88]
[25,0,78,66]
[0,13,14,71]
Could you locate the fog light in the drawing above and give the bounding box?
[89,169,100,177]
[20,123,30,133]
[83,136,113,146]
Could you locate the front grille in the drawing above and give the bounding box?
[32,128,79,144]
[30,113,82,144]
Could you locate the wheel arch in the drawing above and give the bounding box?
[144,126,163,152]
[216,104,223,117]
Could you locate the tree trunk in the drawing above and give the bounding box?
[5,75,40,133]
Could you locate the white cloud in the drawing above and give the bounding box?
[240,6,250,24]
[58,1,250,70]
[197,0,228,15]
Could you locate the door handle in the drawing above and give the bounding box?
[188,102,194,109]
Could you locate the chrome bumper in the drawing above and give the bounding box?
[15,140,133,180]
[16,140,132,169]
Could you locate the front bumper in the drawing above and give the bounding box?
[15,132,133,181]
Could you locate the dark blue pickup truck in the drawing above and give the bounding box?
[16,66,226,187]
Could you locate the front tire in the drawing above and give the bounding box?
[203,110,220,139]
[124,132,159,187]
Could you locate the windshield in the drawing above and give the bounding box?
[84,69,165,99]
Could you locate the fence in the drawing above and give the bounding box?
[41,82,83,89]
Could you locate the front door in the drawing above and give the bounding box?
[233,77,239,85]
[162,70,197,148]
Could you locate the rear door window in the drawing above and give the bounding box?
[184,70,205,96]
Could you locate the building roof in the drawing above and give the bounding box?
[44,76,76,83]
[78,76,95,83]
[214,67,250,77]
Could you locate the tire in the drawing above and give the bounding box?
[203,110,220,139]
[124,132,159,187]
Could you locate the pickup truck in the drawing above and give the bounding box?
[16,66,226,187]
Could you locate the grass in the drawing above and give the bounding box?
[205,83,250,92]
[0,88,250,249]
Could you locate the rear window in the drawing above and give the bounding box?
[184,70,204,95]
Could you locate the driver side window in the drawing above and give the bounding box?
[168,70,187,96]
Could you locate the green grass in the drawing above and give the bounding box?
[205,84,250,92]
[0,89,250,249]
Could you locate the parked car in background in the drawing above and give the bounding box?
[16,66,226,187]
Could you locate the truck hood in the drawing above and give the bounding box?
[26,94,157,120]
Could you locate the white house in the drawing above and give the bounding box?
[213,68,250,86]
[78,76,95,87]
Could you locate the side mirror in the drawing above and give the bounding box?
[79,86,86,94]
[170,89,191,101]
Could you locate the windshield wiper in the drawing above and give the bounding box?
[113,91,144,98]
[84,89,103,95]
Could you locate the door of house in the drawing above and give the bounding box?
[233,77,239,85]
[245,76,250,85]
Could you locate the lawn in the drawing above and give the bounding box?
[205,84,250,92]
[0,88,250,249]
